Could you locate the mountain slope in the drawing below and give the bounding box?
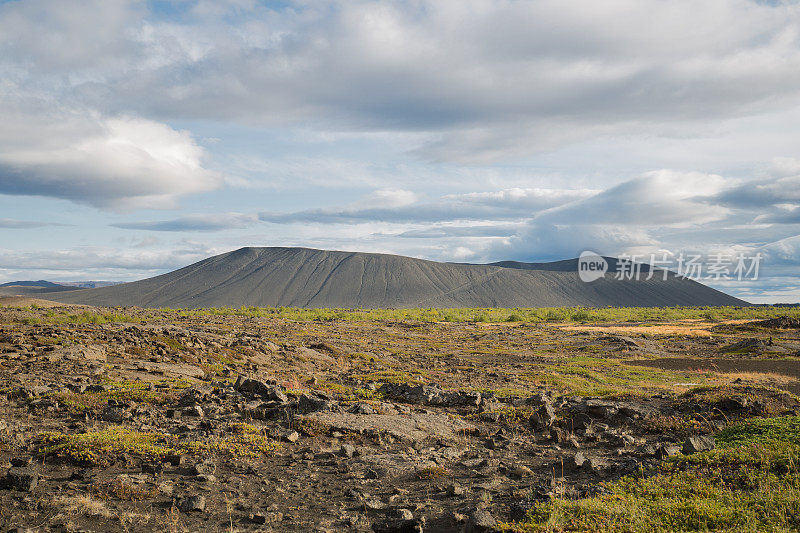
[40,247,748,309]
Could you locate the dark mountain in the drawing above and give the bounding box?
[0,280,65,288]
[37,247,748,309]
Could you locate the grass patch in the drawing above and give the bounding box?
[36,427,172,465]
[416,465,449,480]
[293,416,332,437]
[350,370,425,385]
[315,381,385,402]
[502,416,800,532]
[716,416,800,448]
[19,310,142,325]
[520,357,701,397]
[52,381,177,413]
[90,478,161,501]
[174,306,800,324]
[35,424,280,466]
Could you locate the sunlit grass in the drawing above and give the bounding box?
[172,305,799,324]
[501,417,800,532]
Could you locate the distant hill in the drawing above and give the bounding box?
[0,280,64,288]
[38,247,748,309]
[58,281,123,289]
[489,257,652,273]
[0,279,122,298]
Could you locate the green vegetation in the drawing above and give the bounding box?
[350,369,426,384]
[51,380,177,413]
[502,416,800,532]
[682,385,800,415]
[522,356,705,397]
[35,423,280,466]
[715,415,800,448]
[16,309,141,325]
[90,477,161,501]
[314,381,385,402]
[293,416,332,437]
[174,305,800,324]
[36,427,172,465]
[416,465,449,480]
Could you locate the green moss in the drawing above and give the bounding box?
[35,423,280,466]
[350,370,425,384]
[315,381,385,402]
[51,381,176,413]
[180,422,281,458]
[716,416,800,448]
[36,427,172,465]
[416,465,449,480]
[502,417,800,532]
[293,416,332,437]
[152,335,184,352]
[519,357,698,397]
[174,305,800,324]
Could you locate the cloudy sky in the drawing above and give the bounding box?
[2,0,800,303]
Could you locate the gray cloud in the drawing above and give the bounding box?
[395,225,521,239]
[714,176,800,210]
[0,218,68,229]
[4,1,800,161]
[0,244,218,272]
[261,187,592,224]
[112,213,258,232]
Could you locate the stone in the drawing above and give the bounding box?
[549,427,569,443]
[303,411,476,443]
[192,460,216,475]
[165,453,188,466]
[507,464,533,478]
[390,509,414,522]
[466,509,497,532]
[447,483,465,496]
[100,406,125,423]
[183,405,204,417]
[565,413,593,432]
[564,452,586,472]
[718,396,748,411]
[372,507,423,533]
[683,435,715,454]
[177,495,206,512]
[3,467,38,492]
[350,402,375,415]
[340,444,357,458]
[529,402,556,430]
[235,377,289,403]
[297,394,333,413]
[655,443,682,460]
[141,463,164,476]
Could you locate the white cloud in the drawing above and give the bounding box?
[112,213,258,232]
[260,186,589,224]
[538,170,731,227]
[0,104,222,208]
[365,188,420,208]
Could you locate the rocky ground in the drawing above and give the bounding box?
[0,304,798,532]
